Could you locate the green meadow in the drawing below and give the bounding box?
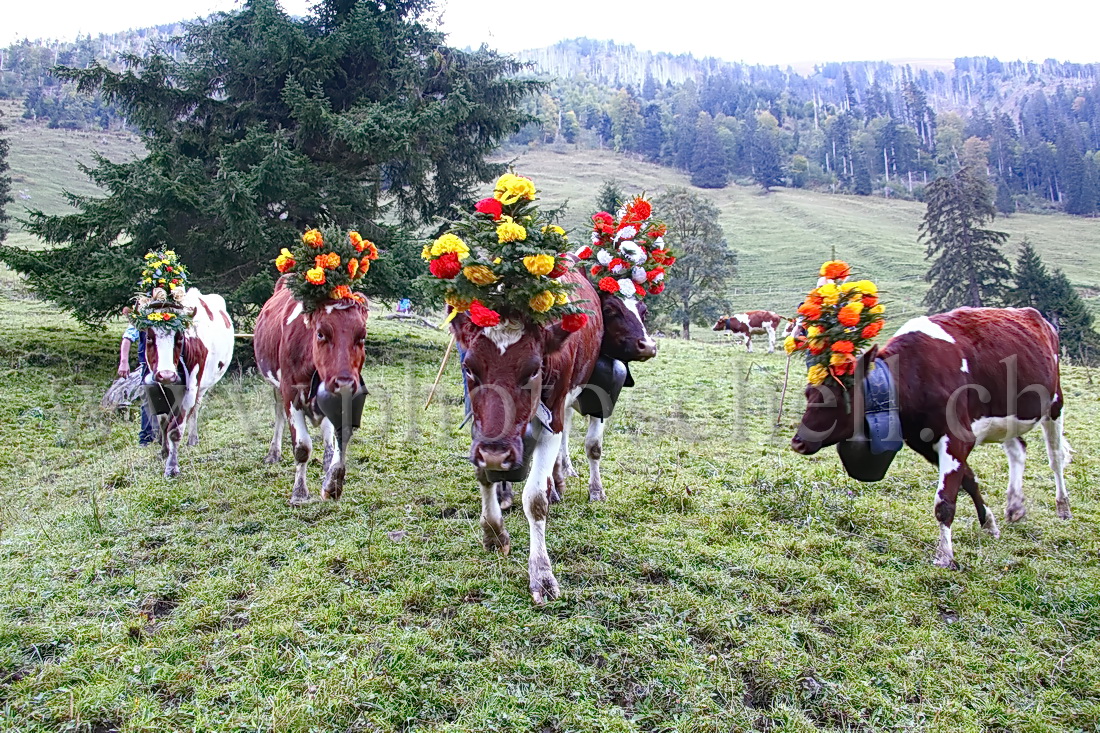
[1,121,1100,731]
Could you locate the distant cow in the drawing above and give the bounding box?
[143,288,235,477]
[713,310,787,352]
[791,307,1072,568]
[255,278,368,505]
[457,270,603,604]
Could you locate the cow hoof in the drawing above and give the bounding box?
[164,466,180,479]
[482,528,511,555]
[932,554,958,570]
[187,435,199,447]
[547,483,563,504]
[589,485,606,502]
[529,571,560,605]
[981,509,1001,539]
[263,451,281,465]
[289,492,311,506]
[1005,504,1027,523]
[1056,499,1071,520]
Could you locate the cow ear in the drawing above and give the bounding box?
[542,322,575,355]
[450,310,479,349]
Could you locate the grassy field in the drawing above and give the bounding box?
[2,123,1100,731]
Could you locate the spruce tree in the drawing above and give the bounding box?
[690,112,728,189]
[920,165,1013,311]
[0,0,540,323]
[1009,239,1049,310]
[0,117,10,244]
[750,124,784,191]
[1047,269,1099,358]
[853,153,873,195]
[595,179,624,215]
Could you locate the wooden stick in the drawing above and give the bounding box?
[775,352,794,428]
[424,333,457,410]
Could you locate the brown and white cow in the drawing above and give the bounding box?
[791,307,1072,568]
[713,310,787,353]
[558,292,657,502]
[456,270,603,603]
[254,278,368,505]
[143,288,235,477]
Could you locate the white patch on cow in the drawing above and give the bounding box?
[621,298,656,354]
[970,416,1038,445]
[892,316,956,343]
[1054,392,1059,403]
[483,320,525,354]
[960,358,969,373]
[934,436,960,502]
[285,302,303,326]
[152,328,178,376]
[733,313,750,327]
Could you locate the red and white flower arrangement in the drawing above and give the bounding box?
[577,195,674,299]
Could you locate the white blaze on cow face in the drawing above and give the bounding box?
[622,297,656,354]
[483,320,525,355]
[151,328,180,382]
[892,316,957,343]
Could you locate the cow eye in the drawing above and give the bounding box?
[316,330,327,342]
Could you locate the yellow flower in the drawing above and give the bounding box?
[430,233,470,259]
[462,265,498,286]
[305,267,326,285]
[302,229,324,248]
[555,292,569,305]
[523,253,554,276]
[529,291,555,313]
[817,283,840,306]
[445,293,472,312]
[806,325,823,338]
[497,216,527,243]
[840,281,860,294]
[784,335,798,353]
[421,245,432,261]
[807,363,829,385]
[870,304,885,315]
[854,280,878,295]
[493,173,537,205]
[542,224,566,236]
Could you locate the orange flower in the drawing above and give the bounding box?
[831,340,855,353]
[315,252,340,269]
[837,302,863,327]
[305,267,326,285]
[275,248,296,273]
[347,258,359,278]
[349,231,364,250]
[302,229,324,248]
[820,260,850,280]
[830,352,858,375]
[798,302,822,320]
[362,240,379,260]
[359,256,372,274]
[808,339,829,355]
[330,285,354,300]
[862,321,884,339]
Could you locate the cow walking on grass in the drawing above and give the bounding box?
[255,278,368,505]
[791,307,1072,568]
[713,310,787,353]
[142,289,235,477]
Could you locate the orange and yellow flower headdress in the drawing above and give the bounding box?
[275,227,379,312]
[131,250,194,332]
[786,260,886,386]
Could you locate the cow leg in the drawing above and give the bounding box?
[186,403,200,447]
[1003,437,1028,522]
[549,453,566,504]
[765,324,776,353]
[961,467,999,539]
[586,416,608,502]
[320,419,346,502]
[522,430,563,604]
[478,472,510,553]
[743,333,753,352]
[933,437,970,569]
[288,405,312,505]
[163,416,182,478]
[1041,415,1072,519]
[265,388,285,464]
[560,418,578,478]
[158,415,170,459]
[496,482,514,511]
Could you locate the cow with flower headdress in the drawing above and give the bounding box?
[132,250,235,477]
[426,172,602,603]
[560,195,674,501]
[789,260,1072,569]
[254,228,378,504]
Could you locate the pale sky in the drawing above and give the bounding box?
[4,0,1099,67]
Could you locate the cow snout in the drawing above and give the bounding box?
[473,443,518,471]
[327,374,359,394]
[636,338,657,360]
[790,434,820,455]
[155,370,180,384]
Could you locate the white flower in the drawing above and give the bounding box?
[617,277,635,295]
[620,241,647,264]
[653,236,665,247]
[631,266,647,283]
[596,249,612,265]
[616,225,638,240]
[591,231,601,245]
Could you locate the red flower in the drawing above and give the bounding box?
[647,282,665,295]
[634,282,646,297]
[548,256,569,278]
[576,246,593,260]
[608,257,627,272]
[646,266,665,282]
[832,340,855,354]
[862,321,884,338]
[624,196,652,222]
[592,211,615,235]
[598,277,619,293]
[475,197,503,220]
[831,354,858,376]
[561,312,588,332]
[429,252,461,279]
[808,339,829,355]
[590,265,602,277]
[862,294,879,308]
[649,223,667,238]
[469,300,501,328]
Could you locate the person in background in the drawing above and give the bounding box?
[118,309,155,445]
